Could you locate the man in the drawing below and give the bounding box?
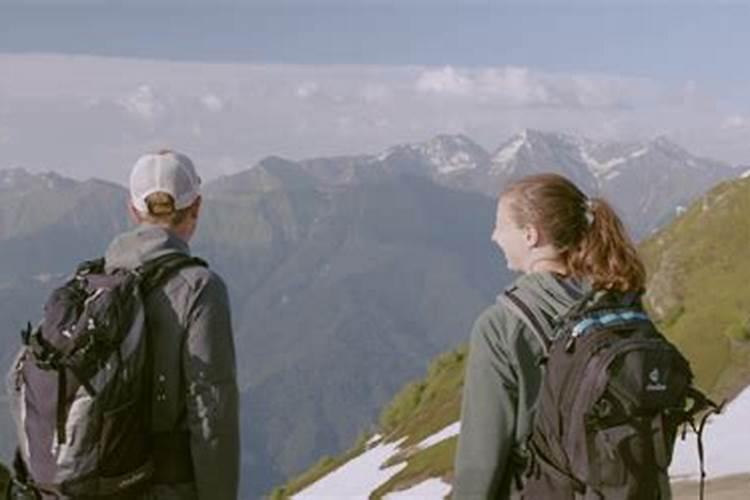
[104,150,239,500]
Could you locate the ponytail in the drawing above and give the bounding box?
[502,174,646,292]
[565,198,646,292]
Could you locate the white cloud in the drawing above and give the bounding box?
[201,93,225,112]
[360,83,390,103]
[413,65,659,109]
[296,81,320,99]
[0,54,747,184]
[117,84,165,120]
[722,114,747,130]
[416,66,474,96]
[478,66,552,105]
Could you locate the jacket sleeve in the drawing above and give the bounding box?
[453,307,520,500]
[182,273,240,500]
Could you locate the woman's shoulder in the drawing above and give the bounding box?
[474,272,590,349]
[471,299,524,346]
[472,273,547,332]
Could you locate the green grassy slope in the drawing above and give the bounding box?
[641,177,750,397]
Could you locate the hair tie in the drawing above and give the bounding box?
[584,198,595,226]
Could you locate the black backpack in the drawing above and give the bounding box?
[6,253,206,499]
[502,288,721,500]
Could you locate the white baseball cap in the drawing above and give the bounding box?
[129,150,202,214]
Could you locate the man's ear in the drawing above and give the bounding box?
[190,196,202,219]
[127,202,143,224]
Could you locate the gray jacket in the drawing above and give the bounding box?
[105,224,240,500]
[453,271,590,500]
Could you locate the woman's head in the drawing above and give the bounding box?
[494,173,645,292]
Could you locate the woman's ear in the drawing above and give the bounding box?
[524,224,541,248]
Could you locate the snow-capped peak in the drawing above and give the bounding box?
[376,134,488,174]
[489,128,579,173]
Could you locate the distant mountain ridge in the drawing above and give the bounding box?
[370,129,736,237]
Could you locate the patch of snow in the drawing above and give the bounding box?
[630,147,648,159]
[740,169,750,179]
[670,385,750,481]
[419,138,478,174]
[491,133,526,171]
[584,146,649,178]
[604,170,621,181]
[293,438,408,499]
[416,421,461,450]
[383,477,452,499]
[432,150,476,174]
[366,434,383,447]
[675,205,687,216]
[579,147,613,176]
[375,149,395,163]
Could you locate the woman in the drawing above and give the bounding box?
[452,173,645,499]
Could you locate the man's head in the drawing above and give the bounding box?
[128,149,203,242]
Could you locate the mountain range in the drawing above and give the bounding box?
[0,129,740,498]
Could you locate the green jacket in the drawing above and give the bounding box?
[453,271,591,500]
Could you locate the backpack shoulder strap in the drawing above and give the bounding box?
[499,283,599,359]
[499,288,554,358]
[136,253,209,295]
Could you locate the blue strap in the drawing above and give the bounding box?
[571,310,649,338]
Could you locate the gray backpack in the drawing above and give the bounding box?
[7,253,206,499]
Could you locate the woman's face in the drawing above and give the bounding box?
[492,196,532,272]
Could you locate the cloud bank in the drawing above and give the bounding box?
[0,54,747,183]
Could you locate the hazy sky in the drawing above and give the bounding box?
[2,1,749,84]
[1,1,750,181]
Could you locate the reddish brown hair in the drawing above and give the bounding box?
[500,173,645,292]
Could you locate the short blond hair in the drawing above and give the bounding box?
[140,191,193,227]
